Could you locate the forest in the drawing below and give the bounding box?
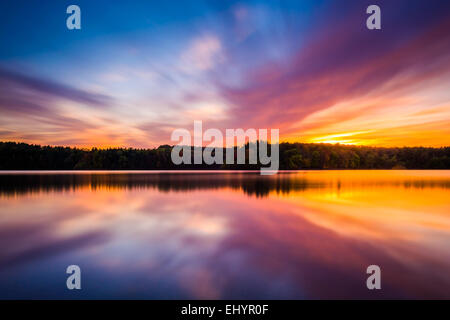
[0,141,449,170]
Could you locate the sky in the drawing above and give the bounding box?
[0,0,449,148]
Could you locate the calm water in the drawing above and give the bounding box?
[0,170,449,299]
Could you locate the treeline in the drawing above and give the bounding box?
[1,141,449,170]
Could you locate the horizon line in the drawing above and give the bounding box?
[1,140,450,150]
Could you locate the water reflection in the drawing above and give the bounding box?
[0,170,449,299]
[1,170,449,197]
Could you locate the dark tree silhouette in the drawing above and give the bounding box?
[0,141,449,170]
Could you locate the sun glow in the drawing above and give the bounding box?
[306,131,374,145]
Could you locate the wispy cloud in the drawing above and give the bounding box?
[180,34,224,74]
[0,67,112,111]
[0,0,449,147]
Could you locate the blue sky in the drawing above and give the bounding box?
[1,0,450,147]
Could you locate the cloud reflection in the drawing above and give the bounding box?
[0,171,449,298]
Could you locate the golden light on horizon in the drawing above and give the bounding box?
[306,131,374,145]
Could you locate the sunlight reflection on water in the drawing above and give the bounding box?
[0,170,449,299]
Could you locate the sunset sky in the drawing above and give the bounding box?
[0,0,449,148]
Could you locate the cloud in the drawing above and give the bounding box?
[0,67,112,110]
[1,0,449,148]
[0,67,117,146]
[213,1,450,146]
[180,35,224,74]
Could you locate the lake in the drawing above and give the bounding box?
[0,170,449,299]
